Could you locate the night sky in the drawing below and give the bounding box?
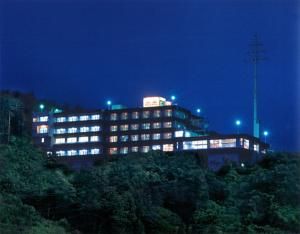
[1,0,299,151]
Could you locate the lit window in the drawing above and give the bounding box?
[110,125,118,132]
[67,137,77,143]
[109,147,118,155]
[132,112,139,119]
[90,136,99,142]
[175,131,184,138]
[67,150,77,156]
[244,139,250,149]
[163,133,172,139]
[56,117,66,122]
[163,122,172,128]
[141,134,150,141]
[120,147,128,154]
[79,149,88,155]
[121,112,128,120]
[163,144,174,152]
[153,122,161,129]
[110,136,118,143]
[131,124,139,130]
[68,127,77,133]
[120,124,129,131]
[142,123,151,130]
[80,127,89,132]
[209,139,236,148]
[91,126,100,132]
[39,116,48,122]
[254,144,259,152]
[41,137,45,143]
[68,116,78,122]
[91,148,100,154]
[79,136,89,143]
[56,150,66,156]
[55,138,65,144]
[141,146,150,153]
[165,109,172,117]
[152,145,161,150]
[33,117,37,122]
[131,146,139,152]
[121,135,129,142]
[79,115,89,121]
[37,125,48,134]
[131,135,139,141]
[183,140,208,150]
[91,114,100,120]
[143,111,150,119]
[56,128,66,134]
[153,110,161,118]
[110,113,118,121]
[153,133,161,140]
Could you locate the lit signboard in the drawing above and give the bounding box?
[143,97,170,107]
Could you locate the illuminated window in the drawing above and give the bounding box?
[37,125,48,134]
[91,114,100,120]
[55,138,65,144]
[91,148,100,154]
[91,126,100,132]
[142,123,151,130]
[110,125,118,132]
[209,139,236,148]
[109,147,118,155]
[254,144,259,152]
[163,122,172,128]
[110,136,118,143]
[39,116,48,122]
[33,117,37,122]
[131,135,139,141]
[56,117,66,122]
[143,111,150,119]
[79,149,88,155]
[175,131,184,138]
[41,138,45,143]
[110,113,118,121]
[153,110,161,118]
[68,116,78,122]
[120,124,129,131]
[244,139,249,149]
[56,150,66,156]
[141,146,150,153]
[56,128,66,134]
[121,135,129,142]
[79,115,89,121]
[152,145,161,150]
[183,140,208,150]
[131,124,139,130]
[120,147,128,154]
[153,133,161,140]
[163,133,172,139]
[80,127,89,132]
[67,137,77,143]
[165,109,172,117]
[67,150,77,156]
[131,146,139,152]
[79,136,89,143]
[121,112,128,120]
[90,136,99,142]
[153,122,161,129]
[163,144,174,152]
[132,112,139,119]
[68,127,77,133]
[141,134,150,141]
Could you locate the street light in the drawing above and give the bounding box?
[171,95,176,101]
[196,108,201,114]
[39,104,45,112]
[263,130,269,143]
[106,100,112,110]
[235,120,241,134]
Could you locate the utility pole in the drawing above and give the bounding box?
[249,34,266,138]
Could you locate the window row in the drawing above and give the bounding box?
[110,109,172,121]
[109,144,174,155]
[55,136,100,144]
[109,132,172,142]
[33,116,49,123]
[183,139,237,150]
[54,126,101,134]
[56,148,101,156]
[56,114,101,123]
[110,122,172,132]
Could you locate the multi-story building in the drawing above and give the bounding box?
[32,96,268,170]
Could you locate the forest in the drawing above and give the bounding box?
[0,137,299,234]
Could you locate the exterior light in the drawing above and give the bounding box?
[235,120,241,134]
[171,95,176,101]
[241,163,245,167]
[263,130,269,143]
[196,108,201,114]
[39,104,45,111]
[106,100,112,110]
[235,120,241,126]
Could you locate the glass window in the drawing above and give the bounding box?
[254,144,259,152]
[131,146,139,152]
[153,133,160,140]
[91,114,100,120]
[55,138,65,144]
[141,146,150,153]
[68,127,77,133]
[67,150,77,156]
[39,116,48,122]
[153,110,161,118]
[175,111,186,119]
[68,116,78,122]
[33,117,37,122]
[121,135,129,142]
[121,112,128,120]
[91,148,100,154]
[141,134,150,141]
[90,136,100,142]
[91,126,100,132]
[152,145,161,150]
[142,123,151,130]
[79,136,89,143]
[175,130,184,138]
[56,117,66,122]
[132,112,139,119]
[110,113,118,121]
[56,128,66,134]
[244,139,250,149]
[163,132,172,139]
[109,147,118,155]
[120,124,129,131]
[79,149,88,155]
[131,124,139,130]
[163,122,172,128]
[37,125,48,134]
[209,139,236,148]
[41,138,44,143]
[153,122,161,129]
[165,109,172,117]
[80,127,89,132]
[109,136,118,143]
[183,140,208,150]
[143,111,150,119]
[79,115,89,121]
[110,125,118,132]
[56,150,65,156]
[163,144,174,152]
[120,147,128,154]
[67,137,77,143]
[131,135,139,141]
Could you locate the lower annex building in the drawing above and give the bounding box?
[32,96,268,170]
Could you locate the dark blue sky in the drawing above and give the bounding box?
[1,0,299,151]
